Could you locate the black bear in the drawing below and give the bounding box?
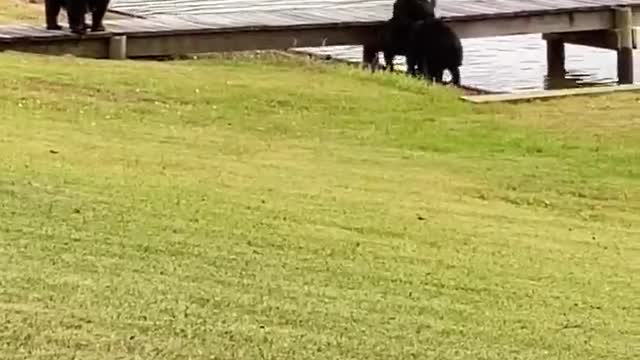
[45,0,110,35]
[378,0,437,73]
[377,20,412,73]
[406,17,463,85]
[392,0,437,24]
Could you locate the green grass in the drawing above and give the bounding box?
[0,0,43,24]
[0,51,639,359]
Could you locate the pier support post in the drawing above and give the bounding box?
[109,36,127,60]
[615,7,634,84]
[545,37,566,78]
[361,44,378,72]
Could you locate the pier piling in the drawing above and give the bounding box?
[615,7,634,84]
[546,37,566,78]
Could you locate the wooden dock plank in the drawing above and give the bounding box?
[124,1,640,33]
[1,0,639,42]
[107,0,640,20]
[461,84,640,103]
[1,0,640,60]
[0,25,111,41]
[108,0,389,16]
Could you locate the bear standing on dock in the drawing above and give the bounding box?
[45,0,110,35]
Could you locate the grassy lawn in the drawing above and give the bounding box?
[0,0,43,24]
[0,50,638,359]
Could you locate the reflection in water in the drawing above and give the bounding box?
[295,34,640,93]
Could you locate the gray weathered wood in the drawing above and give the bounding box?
[0,38,110,57]
[542,31,620,50]
[106,0,639,21]
[450,10,635,39]
[461,84,640,103]
[0,1,639,60]
[4,1,640,41]
[109,35,127,59]
[123,26,379,57]
[615,7,634,84]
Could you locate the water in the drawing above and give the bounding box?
[295,35,640,93]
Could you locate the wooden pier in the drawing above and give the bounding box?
[1,0,639,83]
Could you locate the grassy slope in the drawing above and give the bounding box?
[0,50,639,359]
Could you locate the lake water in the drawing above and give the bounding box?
[295,36,640,93]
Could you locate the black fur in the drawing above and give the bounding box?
[45,0,110,35]
[407,18,463,85]
[377,19,411,73]
[378,0,437,74]
[392,0,437,24]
